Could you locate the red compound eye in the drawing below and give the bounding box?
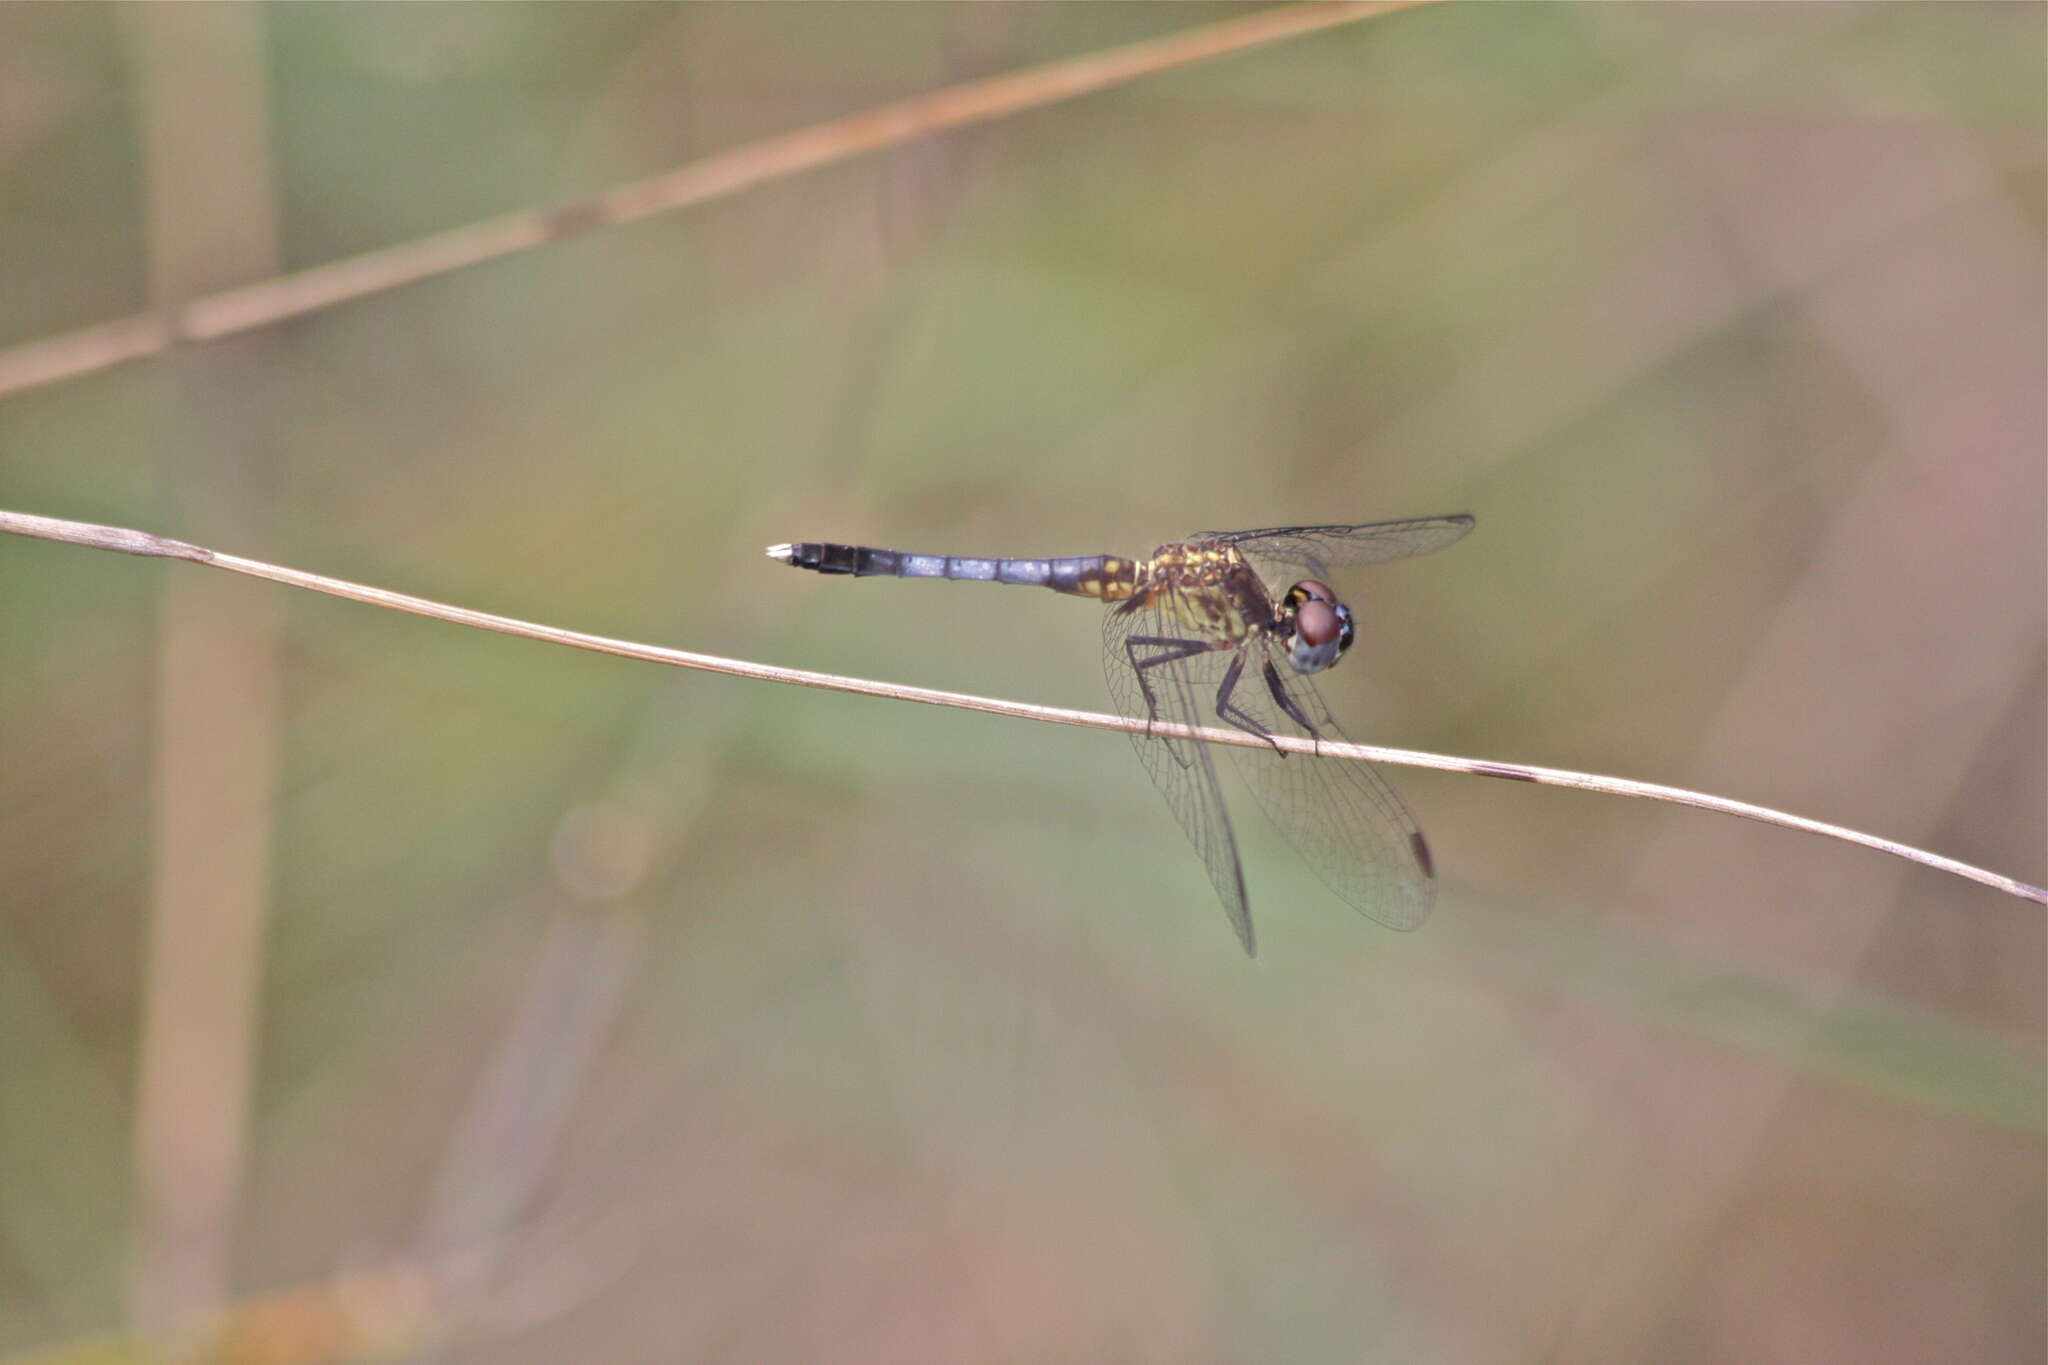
[1295,579,1336,604]
[1296,598,1341,646]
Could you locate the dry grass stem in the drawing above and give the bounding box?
[4,506,2041,908]
[0,0,1431,401]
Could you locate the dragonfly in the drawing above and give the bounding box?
[766,515,1474,955]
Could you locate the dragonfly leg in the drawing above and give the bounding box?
[1125,634,1223,757]
[1261,658,1321,753]
[1215,651,1286,755]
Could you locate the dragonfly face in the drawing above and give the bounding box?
[1278,578,1355,675]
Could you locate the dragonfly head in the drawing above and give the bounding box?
[1281,579,1355,674]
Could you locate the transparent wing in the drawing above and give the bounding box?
[1102,595,1256,956]
[1194,515,1475,581]
[1220,641,1437,931]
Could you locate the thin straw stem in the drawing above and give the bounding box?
[0,0,1430,401]
[4,507,2040,907]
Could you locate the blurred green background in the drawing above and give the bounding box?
[1,4,2041,1362]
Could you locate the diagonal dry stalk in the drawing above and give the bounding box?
[0,0,1433,401]
[4,507,2042,908]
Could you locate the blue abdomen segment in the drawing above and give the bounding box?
[770,542,1136,599]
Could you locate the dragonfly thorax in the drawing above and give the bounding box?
[1134,542,1271,645]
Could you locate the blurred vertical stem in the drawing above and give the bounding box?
[125,5,284,1333]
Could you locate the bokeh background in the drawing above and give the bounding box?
[1,4,2041,1362]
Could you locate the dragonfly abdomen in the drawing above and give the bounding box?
[768,542,1138,600]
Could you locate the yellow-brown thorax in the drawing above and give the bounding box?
[1119,542,1272,646]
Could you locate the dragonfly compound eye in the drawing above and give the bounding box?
[1295,598,1342,646]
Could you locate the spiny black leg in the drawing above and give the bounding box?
[1216,651,1285,754]
[1124,634,1219,759]
[1125,635,1214,717]
[1262,659,1321,753]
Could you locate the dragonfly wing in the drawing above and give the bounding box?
[1102,595,1256,956]
[1220,642,1436,931]
[1194,515,1474,581]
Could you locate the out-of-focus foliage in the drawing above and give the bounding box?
[1,4,2040,1362]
